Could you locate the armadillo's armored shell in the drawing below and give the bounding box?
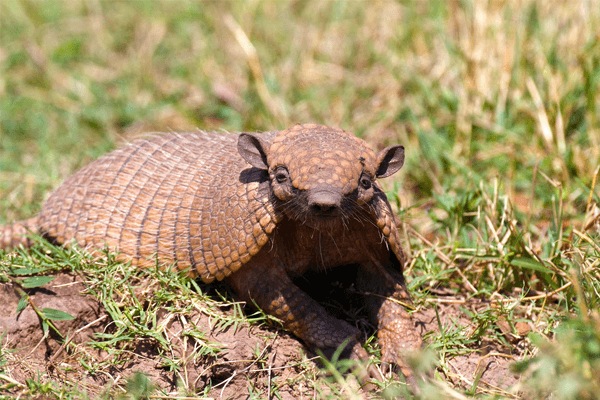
[37,131,281,283]
[268,124,378,193]
[372,184,406,266]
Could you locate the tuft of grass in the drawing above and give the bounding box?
[514,312,600,399]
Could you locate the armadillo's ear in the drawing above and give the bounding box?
[375,145,405,178]
[238,133,270,170]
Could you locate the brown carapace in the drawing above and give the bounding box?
[1,123,422,382]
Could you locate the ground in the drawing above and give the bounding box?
[1,271,308,399]
[0,266,527,399]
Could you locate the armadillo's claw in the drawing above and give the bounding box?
[348,339,384,381]
[379,323,423,388]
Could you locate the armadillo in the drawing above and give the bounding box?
[1,123,422,380]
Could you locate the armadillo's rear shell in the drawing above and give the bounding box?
[38,131,281,283]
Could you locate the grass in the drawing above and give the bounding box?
[1,0,600,398]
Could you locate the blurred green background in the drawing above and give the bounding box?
[2,0,598,224]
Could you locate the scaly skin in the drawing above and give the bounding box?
[0,123,422,383]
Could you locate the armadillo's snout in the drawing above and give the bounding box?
[308,190,342,215]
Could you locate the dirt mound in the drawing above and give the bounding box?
[0,272,314,398]
[0,272,523,398]
[1,273,108,382]
[413,304,521,393]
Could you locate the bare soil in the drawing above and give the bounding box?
[0,272,523,399]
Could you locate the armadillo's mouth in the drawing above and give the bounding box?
[309,208,341,218]
[302,212,346,231]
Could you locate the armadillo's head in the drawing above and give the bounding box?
[238,123,404,228]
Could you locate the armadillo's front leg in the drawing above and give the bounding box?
[377,286,423,379]
[228,262,382,382]
[357,261,423,381]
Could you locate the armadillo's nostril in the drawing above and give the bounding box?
[311,203,335,213]
[308,191,341,214]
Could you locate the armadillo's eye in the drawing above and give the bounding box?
[359,175,372,189]
[274,167,289,183]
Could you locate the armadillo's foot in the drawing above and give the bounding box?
[378,323,422,383]
[376,294,423,385]
[347,339,385,385]
[318,338,384,385]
